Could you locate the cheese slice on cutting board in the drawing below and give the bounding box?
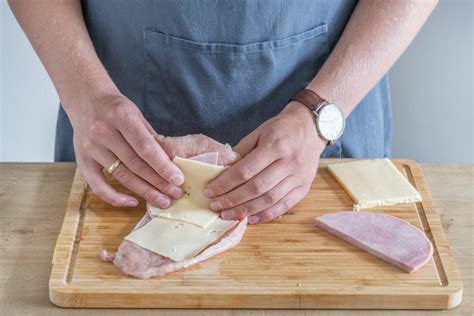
[125,215,237,261]
[327,158,422,210]
[148,156,225,228]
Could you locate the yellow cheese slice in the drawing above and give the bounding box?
[327,158,422,210]
[124,216,237,261]
[148,156,225,228]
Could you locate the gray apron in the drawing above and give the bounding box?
[55,0,392,161]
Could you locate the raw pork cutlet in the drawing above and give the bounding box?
[315,211,433,273]
[101,137,245,278]
[156,134,240,166]
[101,215,247,279]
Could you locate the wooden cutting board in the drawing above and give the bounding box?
[49,159,463,309]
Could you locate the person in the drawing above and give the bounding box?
[9,0,437,224]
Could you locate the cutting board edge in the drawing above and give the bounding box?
[50,168,86,284]
[48,284,463,309]
[398,159,464,293]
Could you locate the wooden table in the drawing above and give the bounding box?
[1,163,472,315]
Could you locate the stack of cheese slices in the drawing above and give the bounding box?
[125,156,239,262]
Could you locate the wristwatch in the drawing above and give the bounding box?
[291,89,345,145]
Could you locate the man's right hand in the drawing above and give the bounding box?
[69,93,185,208]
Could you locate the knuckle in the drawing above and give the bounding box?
[235,204,249,217]
[112,104,133,122]
[251,178,267,195]
[264,189,280,205]
[236,164,253,181]
[114,169,130,185]
[142,188,153,200]
[136,139,155,159]
[156,161,173,179]
[128,157,146,174]
[292,154,306,167]
[155,178,170,190]
[222,195,236,208]
[81,139,94,151]
[272,138,291,155]
[210,181,226,196]
[89,120,107,137]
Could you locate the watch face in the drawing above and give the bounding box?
[317,104,345,141]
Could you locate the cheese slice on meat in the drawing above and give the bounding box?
[327,158,422,210]
[125,215,237,261]
[148,156,225,228]
[131,154,238,261]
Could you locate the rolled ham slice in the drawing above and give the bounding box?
[156,134,240,166]
[188,152,219,165]
[315,211,433,273]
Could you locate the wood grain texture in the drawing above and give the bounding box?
[46,159,463,309]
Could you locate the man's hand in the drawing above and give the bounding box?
[8,1,186,209]
[71,93,185,208]
[204,102,326,224]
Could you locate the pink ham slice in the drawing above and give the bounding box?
[101,139,246,279]
[315,211,433,273]
[188,152,219,165]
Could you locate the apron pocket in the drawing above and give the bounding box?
[144,24,329,145]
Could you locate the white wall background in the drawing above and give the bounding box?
[390,0,473,163]
[1,0,59,162]
[1,0,473,163]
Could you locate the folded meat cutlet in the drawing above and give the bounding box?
[101,136,245,278]
[101,213,247,279]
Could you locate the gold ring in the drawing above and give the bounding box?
[106,159,121,174]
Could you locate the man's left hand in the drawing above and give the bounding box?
[204,101,327,224]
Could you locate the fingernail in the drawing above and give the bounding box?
[204,188,214,198]
[125,199,138,207]
[155,196,171,208]
[249,215,259,224]
[169,174,184,186]
[221,209,234,220]
[210,200,222,211]
[168,187,183,199]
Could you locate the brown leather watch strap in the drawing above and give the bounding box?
[290,89,327,112]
